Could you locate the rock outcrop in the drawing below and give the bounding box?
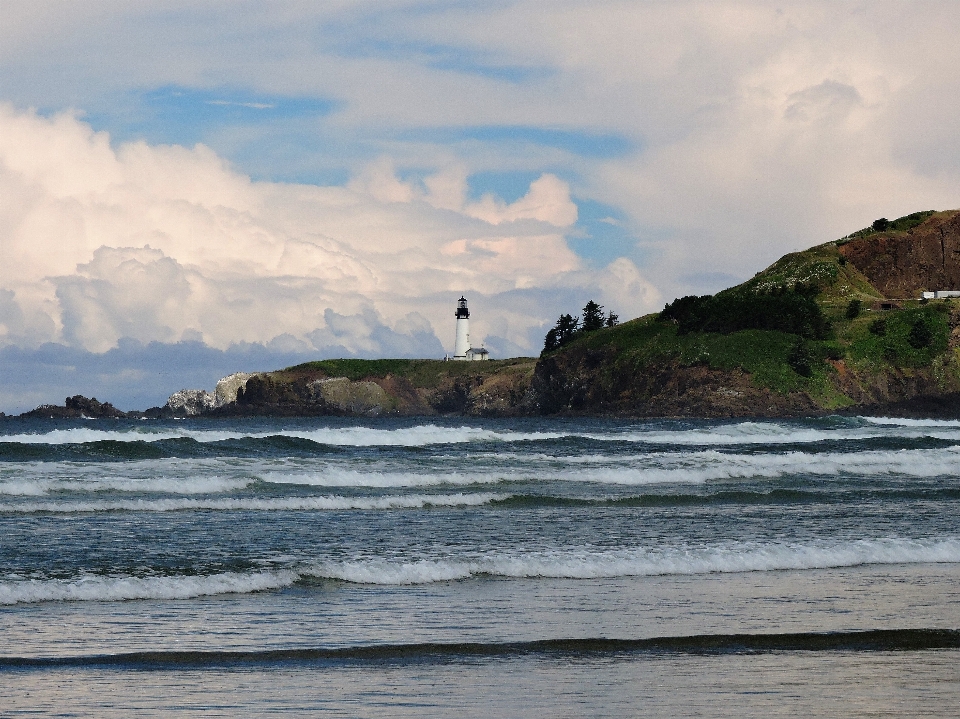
[307,377,389,415]
[214,372,256,407]
[164,389,216,417]
[20,395,129,419]
[840,210,960,297]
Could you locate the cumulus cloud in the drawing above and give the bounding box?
[0,105,656,362]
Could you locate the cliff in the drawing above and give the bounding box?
[205,358,538,417]
[527,209,960,418]
[838,210,960,297]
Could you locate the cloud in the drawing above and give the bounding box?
[0,105,656,370]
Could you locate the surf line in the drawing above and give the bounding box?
[3,629,959,670]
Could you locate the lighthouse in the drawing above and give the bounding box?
[453,296,470,359]
[452,296,489,361]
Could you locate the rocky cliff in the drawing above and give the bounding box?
[839,210,960,298]
[204,358,538,417]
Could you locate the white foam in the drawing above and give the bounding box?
[0,492,507,514]
[576,446,960,484]
[0,570,297,605]
[0,424,562,447]
[305,537,960,585]
[0,475,253,497]
[268,446,960,488]
[5,537,957,602]
[863,416,960,427]
[260,468,510,488]
[10,419,953,448]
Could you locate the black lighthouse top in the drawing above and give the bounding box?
[455,296,470,319]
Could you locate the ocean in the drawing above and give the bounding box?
[2,415,960,717]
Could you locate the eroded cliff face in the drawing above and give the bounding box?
[212,360,538,417]
[527,348,822,418]
[840,211,960,298]
[524,340,960,419]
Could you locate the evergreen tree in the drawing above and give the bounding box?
[581,300,605,332]
[555,313,580,344]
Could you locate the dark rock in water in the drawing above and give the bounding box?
[20,395,128,419]
[125,406,164,420]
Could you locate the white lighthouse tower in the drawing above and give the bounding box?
[453,296,470,360]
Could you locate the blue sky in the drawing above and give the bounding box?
[2,1,960,412]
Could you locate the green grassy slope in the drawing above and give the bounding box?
[542,210,960,410]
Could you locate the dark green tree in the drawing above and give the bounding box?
[787,340,815,377]
[543,327,560,353]
[869,318,887,336]
[555,313,579,344]
[845,299,862,319]
[581,300,605,332]
[605,312,619,327]
[872,217,890,232]
[908,318,934,349]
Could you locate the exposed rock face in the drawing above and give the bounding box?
[164,389,215,417]
[840,211,960,298]
[527,349,821,418]
[214,372,256,407]
[306,377,389,416]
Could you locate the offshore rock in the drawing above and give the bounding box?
[164,389,215,418]
[20,395,128,419]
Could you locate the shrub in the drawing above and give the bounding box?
[845,299,862,319]
[872,218,890,232]
[908,318,934,349]
[787,341,815,377]
[869,318,887,336]
[659,285,831,340]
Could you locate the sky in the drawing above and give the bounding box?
[2,1,960,412]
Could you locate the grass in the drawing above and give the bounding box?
[837,210,938,244]
[279,357,536,388]
[844,305,950,369]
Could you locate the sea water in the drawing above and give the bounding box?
[2,415,960,717]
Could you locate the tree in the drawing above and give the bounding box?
[555,313,580,344]
[872,217,890,232]
[541,302,619,354]
[581,300,605,332]
[543,328,560,353]
[788,340,815,377]
[845,299,862,319]
[908,318,934,349]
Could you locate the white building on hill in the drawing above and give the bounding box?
[452,296,489,361]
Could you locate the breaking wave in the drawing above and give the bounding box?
[0,492,507,514]
[7,418,960,450]
[305,537,960,585]
[0,475,253,497]
[0,570,297,605]
[6,537,956,603]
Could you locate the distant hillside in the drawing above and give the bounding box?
[528,209,960,417]
[25,210,960,419]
